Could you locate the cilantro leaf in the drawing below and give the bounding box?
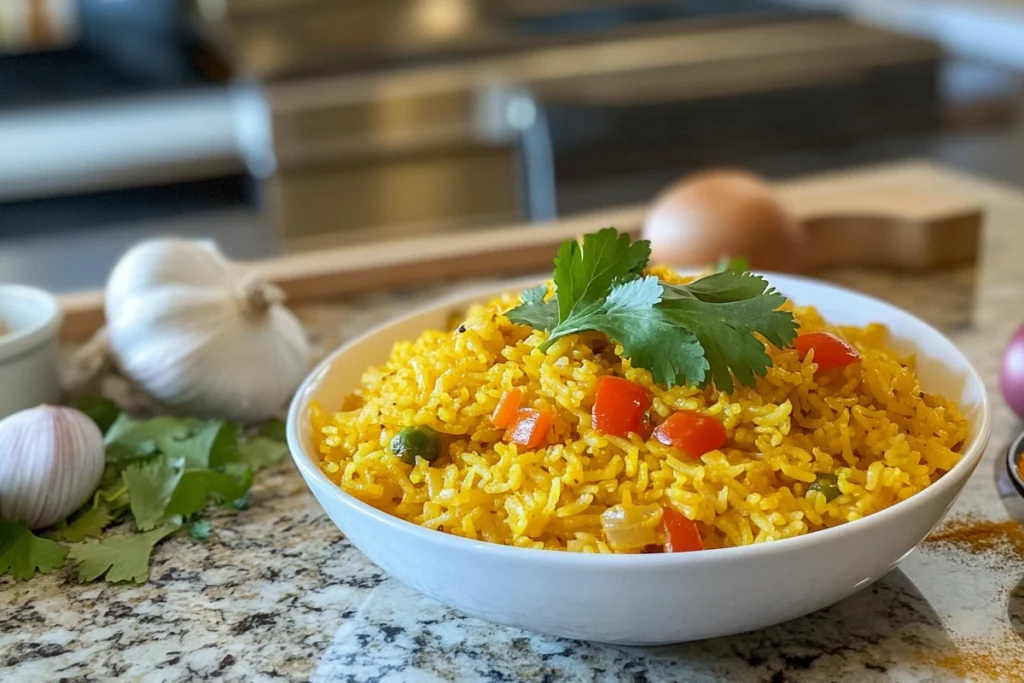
[512,228,798,391]
[239,436,289,472]
[75,395,121,434]
[105,415,226,470]
[67,525,180,584]
[105,414,190,450]
[50,506,112,543]
[258,418,287,443]
[123,457,183,531]
[165,468,252,518]
[552,227,650,323]
[0,521,69,581]
[540,277,709,386]
[506,285,558,332]
[94,475,131,513]
[103,442,158,480]
[659,272,797,392]
[14,408,293,586]
[209,422,241,468]
[663,270,778,307]
[222,463,255,505]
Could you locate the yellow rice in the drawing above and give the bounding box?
[311,268,969,553]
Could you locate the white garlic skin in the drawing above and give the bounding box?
[0,406,106,530]
[105,239,310,423]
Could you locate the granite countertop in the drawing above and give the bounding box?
[5,165,1024,682]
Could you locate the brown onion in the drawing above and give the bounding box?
[642,169,806,272]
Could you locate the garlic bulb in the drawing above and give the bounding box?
[105,239,310,422]
[0,406,105,529]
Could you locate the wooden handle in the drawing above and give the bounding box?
[57,161,983,342]
[780,174,982,270]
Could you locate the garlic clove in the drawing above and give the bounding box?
[0,405,106,530]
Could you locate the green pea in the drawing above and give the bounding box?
[390,426,442,465]
[809,472,841,503]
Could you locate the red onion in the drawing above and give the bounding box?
[1001,325,1024,419]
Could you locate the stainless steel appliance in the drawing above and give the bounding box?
[196,0,944,244]
[1,0,945,249]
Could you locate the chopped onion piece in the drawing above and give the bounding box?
[600,503,664,552]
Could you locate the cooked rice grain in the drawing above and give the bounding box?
[311,274,968,553]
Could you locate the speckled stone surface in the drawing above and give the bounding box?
[5,165,1024,682]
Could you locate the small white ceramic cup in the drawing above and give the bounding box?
[0,284,63,419]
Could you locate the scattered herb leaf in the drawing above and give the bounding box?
[166,468,251,519]
[50,505,112,543]
[257,418,287,443]
[238,437,289,472]
[123,457,183,531]
[93,475,130,514]
[67,525,180,584]
[209,422,241,469]
[105,416,224,470]
[75,395,121,434]
[104,442,158,479]
[8,399,287,584]
[0,520,69,581]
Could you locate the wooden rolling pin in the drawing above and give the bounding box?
[58,161,982,342]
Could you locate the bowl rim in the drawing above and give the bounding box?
[0,284,62,362]
[286,271,992,566]
[1006,429,1024,499]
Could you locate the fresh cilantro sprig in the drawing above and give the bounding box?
[506,227,797,392]
[0,397,290,584]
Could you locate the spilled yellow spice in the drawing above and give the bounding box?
[916,516,1024,681]
[924,515,1024,564]
[920,634,1024,682]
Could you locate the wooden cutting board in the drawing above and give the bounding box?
[58,160,982,342]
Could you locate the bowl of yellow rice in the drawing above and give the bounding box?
[287,264,989,644]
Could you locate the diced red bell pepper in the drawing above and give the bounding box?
[505,408,554,449]
[662,506,704,553]
[592,376,652,438]
[793,332,860,370]
[653,410,727,459]
[491,388,524,429]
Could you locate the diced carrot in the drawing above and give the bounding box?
[505,408,554,449]
[491,388,524,429]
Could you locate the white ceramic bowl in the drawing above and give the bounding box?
[0,284,62,420]
[286,273,991,645]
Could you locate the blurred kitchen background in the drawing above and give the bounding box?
[2,0,1024,292]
